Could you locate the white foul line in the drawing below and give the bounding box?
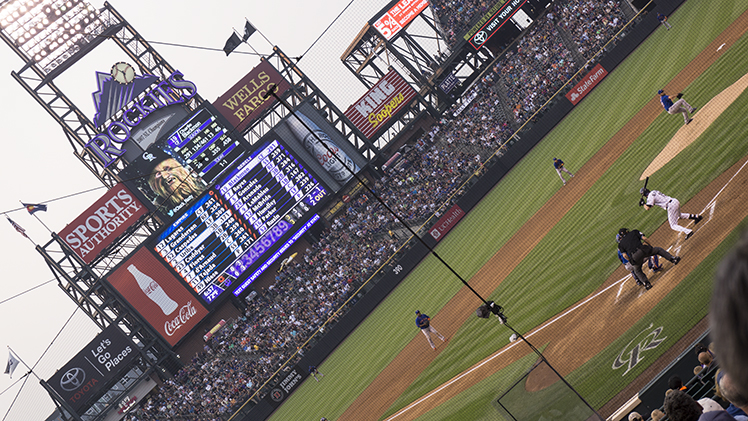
[386,157,748,421]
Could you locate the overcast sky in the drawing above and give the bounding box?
[0,0,391,418]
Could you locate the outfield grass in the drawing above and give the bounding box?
[268,1,748,420]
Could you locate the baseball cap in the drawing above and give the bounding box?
[415,310,420,314]
[657,89,664,94]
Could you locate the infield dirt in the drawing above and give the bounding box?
[338,9,748,421]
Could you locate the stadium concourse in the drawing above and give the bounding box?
[122,0,633,419]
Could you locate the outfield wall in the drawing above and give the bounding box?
[240,1,687,419]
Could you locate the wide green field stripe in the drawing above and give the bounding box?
[385,25,748,418]
[268,1,748,420]
[382,3,748,418]
[408,220,748,421]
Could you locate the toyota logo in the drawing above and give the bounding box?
[473,31,487,45]
[60,367,86,391]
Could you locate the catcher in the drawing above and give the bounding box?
[617,228,681,290]
[658,89,697,125]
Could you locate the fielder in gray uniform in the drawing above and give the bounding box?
[658,89,696,125]
[641,187,703,239]
[415,310,445,350]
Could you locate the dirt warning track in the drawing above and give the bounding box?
[339,9,748,421]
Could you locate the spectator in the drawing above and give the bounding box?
[711,230,748,398]
[717,371,748,421]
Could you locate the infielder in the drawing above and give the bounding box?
[415,310,445,350]
[553,158,574,186]
[617,228,681,289]
[641,187,703,239]
[658,89,696,125]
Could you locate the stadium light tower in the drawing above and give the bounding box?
[0,0,108,74]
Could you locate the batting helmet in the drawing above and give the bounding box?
[640,187,650,196]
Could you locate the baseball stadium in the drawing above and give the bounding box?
[2,0,748,420]
[262,0,748,420]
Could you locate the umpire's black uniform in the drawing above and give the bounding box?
[617,228,679,289]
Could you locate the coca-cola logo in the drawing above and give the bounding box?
[164,301,197,336]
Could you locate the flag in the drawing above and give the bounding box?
[242,20,256,42]
[4,352,19,378]
[6,216,28,238]
[22,203,47,215]
[223,32,241,56]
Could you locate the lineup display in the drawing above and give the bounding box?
[167,107,244,183]
[119,103,245,219]
[152,138,328,304]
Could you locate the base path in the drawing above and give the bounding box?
[339,9,748,421]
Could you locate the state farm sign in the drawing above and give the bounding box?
[565,63,608,105]
[213,60,291,133]
[59,184,147,264]
[344,69,417,139]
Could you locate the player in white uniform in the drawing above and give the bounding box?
[641,188,703,239]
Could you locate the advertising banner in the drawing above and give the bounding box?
[106,248,209,346]
[213,60,292,133]
[265,365,307,408]
[565,63,608,105]
[373,0,430,40]
[429,203,465,241]
[344,69,417,139]
[58,184,148,264]
[47,324,138,415]
[467,0,529,50]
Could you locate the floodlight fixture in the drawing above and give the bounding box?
[0,0,110,73]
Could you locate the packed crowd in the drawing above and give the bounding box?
[553,0,628,59]
[494,16,579,122]
[431,0,492,46]
[125,2,631,419]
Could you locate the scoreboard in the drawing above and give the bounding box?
[152,138,328,305]
[167,107,244,183]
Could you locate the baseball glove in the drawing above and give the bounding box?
[639,197,646,207]
[676,93,683,99]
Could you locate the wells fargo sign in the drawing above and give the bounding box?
[213,60,291,133]
[344,69,416,139]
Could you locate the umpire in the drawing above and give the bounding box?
[617,228,681,290]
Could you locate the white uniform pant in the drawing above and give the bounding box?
[556,167,574,184]
[667,98,694,124]
[421,326,444,349]
[667,198,692,235]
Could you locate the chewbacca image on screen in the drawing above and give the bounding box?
[148,156,205,207]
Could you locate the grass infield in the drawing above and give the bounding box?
[268,1,748,420]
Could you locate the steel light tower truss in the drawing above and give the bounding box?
[0,0,203,188]
[240,46,383,160]
[341,2,497,121]
[0,0,204,417]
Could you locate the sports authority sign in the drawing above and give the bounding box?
[58,184,148,264]
[565,63,608,105]
[106,248,208,347]
[213,60,291,134]
[468,0,529,50]
[344,69,417,139]
[429,204,465,241]
[373,0,429,40]
[47,324,138,415]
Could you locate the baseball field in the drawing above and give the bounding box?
[265,1,748,420]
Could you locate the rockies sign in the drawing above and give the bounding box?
[47,325,137,414]
[468,0,529,50]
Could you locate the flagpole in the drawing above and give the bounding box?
[233,27,261,57]
[19,201,52,234]
[6,347,41,382]
[245,17,273,48]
